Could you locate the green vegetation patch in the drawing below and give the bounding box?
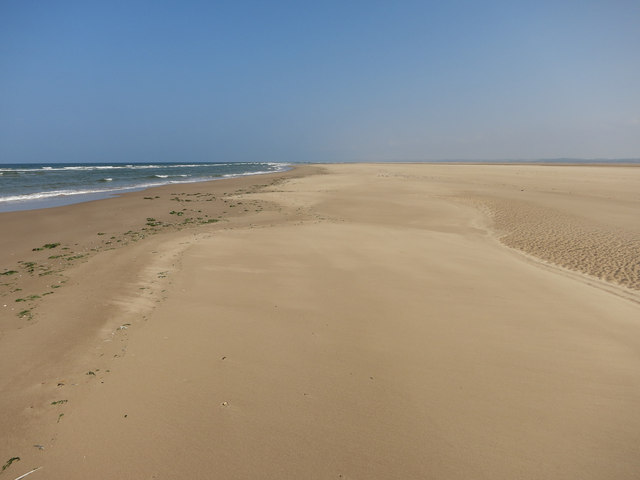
[2,457,20,472]
[33,243,60,251]
[15,295,41,302]
[51,399,68,405]
[18,261,37,273]
[0,270,18,276]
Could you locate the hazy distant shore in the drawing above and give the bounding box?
[2,159,638,213]
[1,163,639,479]
[326,158,640,165]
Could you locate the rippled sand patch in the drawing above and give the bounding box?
[480,197,640,290]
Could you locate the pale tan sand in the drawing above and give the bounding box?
[1,164,639,479]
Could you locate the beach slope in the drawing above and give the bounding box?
[1,164,639,479]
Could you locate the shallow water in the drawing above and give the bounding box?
[0,162,289,212]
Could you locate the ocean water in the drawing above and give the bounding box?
[0,162,289,212]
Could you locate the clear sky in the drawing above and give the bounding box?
[1,0,639,163]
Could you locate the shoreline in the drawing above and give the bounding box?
[2,163,639,479]
[0,164,294,213]
[0,165,315,263]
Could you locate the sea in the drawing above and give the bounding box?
[0,162,290,213]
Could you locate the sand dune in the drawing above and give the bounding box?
[1,164,639,479]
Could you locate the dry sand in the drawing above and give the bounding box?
[1,163,639,479]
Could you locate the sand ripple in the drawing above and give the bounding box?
[479,197,640,290]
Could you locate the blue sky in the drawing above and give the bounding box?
[1,0,639,163]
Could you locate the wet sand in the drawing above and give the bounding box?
[1,163,639,479]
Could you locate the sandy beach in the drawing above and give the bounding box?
[1,163,639,479]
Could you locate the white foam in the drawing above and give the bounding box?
[0,176,221,204]
[0,164,218,173]
[222,170,276,178]
[0,163,292,207]
[0,162,289,174]
[221,164,289,178]
[0,188,120,203]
